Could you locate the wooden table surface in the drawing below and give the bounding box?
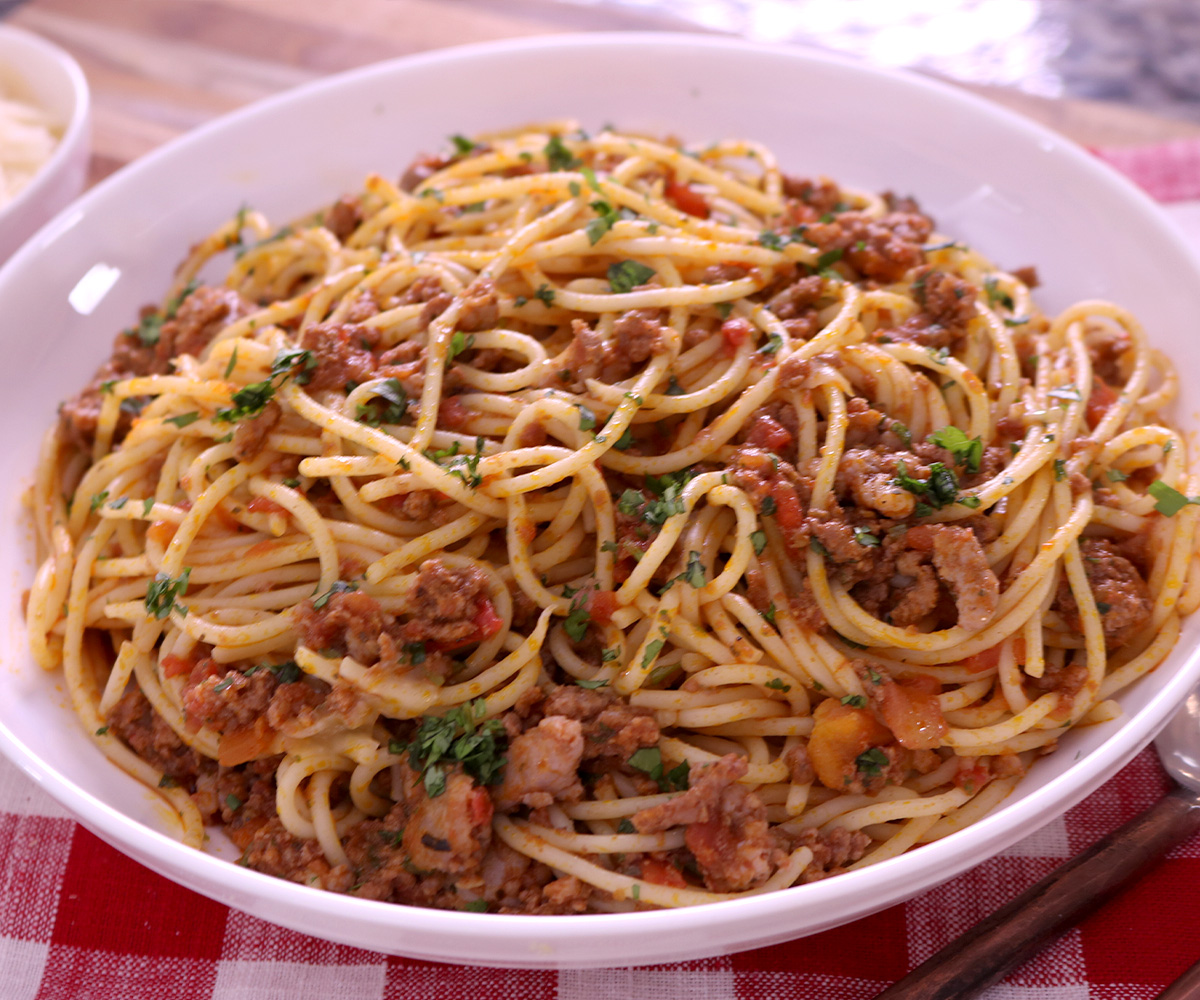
[10,0,1200,189]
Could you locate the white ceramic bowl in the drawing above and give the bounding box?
[1,33,1198,969]
[0,25,90,262]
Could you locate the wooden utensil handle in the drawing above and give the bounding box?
[873,786,1200,1000]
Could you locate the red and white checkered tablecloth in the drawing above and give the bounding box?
[4,140,1200,1000]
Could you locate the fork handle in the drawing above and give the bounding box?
[872,785,1200,1000]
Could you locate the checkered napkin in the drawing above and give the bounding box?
[4,141,1200,1000]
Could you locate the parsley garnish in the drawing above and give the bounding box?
[758,230,786,250]
[145,568,191,619]
[983,276,1014,311]
[750,530,767,555]
[841,694,867,708]
[89,491,108,513]
[760,331,784,355]
[1107,469,1128,482]
[533,284,555,307]
[356,378,409,427]
[1054,459,1066,482]
[893,460,960,510]
[563,603,591,641]
[608,260,656,293]
[576,678,609,689]
[214,379,276,423]
[448,331,475,360]
[1149,480,1200,517]
[674,550,706,589]
[576,404,597,432]
[450,134,477,156]
[544,135,580,171]
[312,580,358,610]
[628,747,688,792]
[765,677,791,692]
[855,747,889,777]
[405,699,507,797]
[927,425,983,473]
[164,411,199,429]
[853,527,880,546]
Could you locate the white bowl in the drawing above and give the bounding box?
[1,33,1198,969]
[0,25,90,262]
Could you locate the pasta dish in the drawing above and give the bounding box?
[27,123,1200,913]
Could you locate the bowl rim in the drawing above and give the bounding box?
[0,23,91,224]
[1,29,1198,966]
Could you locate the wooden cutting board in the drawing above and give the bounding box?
[11,0,1200,187]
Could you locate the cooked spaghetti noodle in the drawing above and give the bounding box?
[27,123,1200,913]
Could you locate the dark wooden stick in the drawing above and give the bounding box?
[872,786,1200,1000]
[1156,956,1200,1000]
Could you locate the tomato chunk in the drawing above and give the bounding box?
[664,179,710,219]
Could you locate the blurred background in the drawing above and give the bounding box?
[562,0,1200,123]
[4,0,1200,184]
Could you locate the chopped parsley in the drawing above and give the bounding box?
[563,602,591,641]
[356,378,409,427]
[841,694,867,708]
[576,404,597,432]
[1149,479,1200,517]
[608,260,656,293]
[164,411,200,429]
[533,284,556,307]
[1054,459,1067,482]
[855,747,890,778]
[765,677,791,692]
[815,247,843,270]
[312,580,358,610]
[1107,469,1128,482]
[672,550,706,589]
[448,331,475,360]
[145,568,191,619]
[983,276,1014,311]
[750,530,767,555]
[927,425,983,473]
[575,678,609,689]
[618,469,693,526]
[543,134,580,171]
[214,378,276,423]
[405,699,506,798]
[893,460,961,510]
[853,527,880,547]
[89,491,109,513]
[627,747,689,792]
[450,134,477,156]
[760,331,785,355]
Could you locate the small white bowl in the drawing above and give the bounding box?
[0,25,90,262]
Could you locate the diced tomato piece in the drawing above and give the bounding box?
[641,855,688,888]
[1086,377,1118,429]
[746,414,793,453]
[146,520,177,546]
[903,524,938,551]
[953,761,992,793]
[588,589,618,626]
[877,674,947,750]
[664,179,710,219]
[437,396,472,431]
[962,643,1002,673]
[472,599,504,641]
[468,787,494,825]
[720,318,753,357]
[161,653,194,678]
[769,480,804,533]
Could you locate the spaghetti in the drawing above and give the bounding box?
[27,123,1200,914]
